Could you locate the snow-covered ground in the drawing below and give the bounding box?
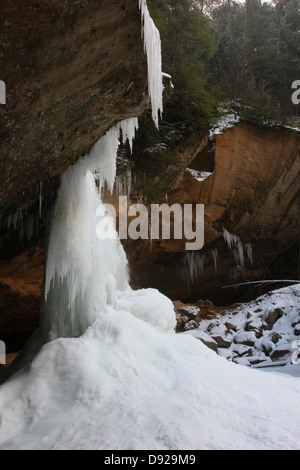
[0,285,299,450]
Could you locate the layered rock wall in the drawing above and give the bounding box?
[124,123,300,303]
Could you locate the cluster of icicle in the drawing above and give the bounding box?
[2,189,56,250]
[42,1,163,340]
[223,228,253,268]
[177,249,218,292]
[176,228,254,291]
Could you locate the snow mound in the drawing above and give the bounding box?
[0,301,300,450]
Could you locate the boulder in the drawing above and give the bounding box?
[184,320,198,331]
[204,311,216,320]
[225,321,238,332]
[294,324,300,336]
[177,306,200,320]
[189,331,218,353]
[212,335,232,349]
[234,331,257,347]
[270,345,291,362]
[263,308,284,330]
[245,318,263,338]
[261,339,273,356]
[270,332,282,344]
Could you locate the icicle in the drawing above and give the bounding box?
[245,242,253,265]
[177,251,206,288]
[120,117,139,153]
[115,163,133,197]
[26,215,34,241]
[223,228,244,268]
[139,0,163,127]
[39,181,43,219]
[211,248,218,274]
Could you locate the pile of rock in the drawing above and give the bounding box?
[174,299,220,332]
[174,285,300,368]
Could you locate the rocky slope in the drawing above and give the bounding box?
[174,283,300,371]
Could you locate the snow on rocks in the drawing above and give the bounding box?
[263,307,284,330]
[234,331,257,347]
[209,109,240,140]
[173,300,217,333]
[212,335,232,349]
[185,168,212,182]
[269,344,292,362]
[185,329,218,353]
[176,283,300,372]
[294,324,300,336]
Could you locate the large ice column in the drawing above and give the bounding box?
[42,120,138,339]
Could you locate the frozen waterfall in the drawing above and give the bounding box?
[42,0,164,339]
[0,1,299,452]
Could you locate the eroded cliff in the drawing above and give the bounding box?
[123,122,300,304]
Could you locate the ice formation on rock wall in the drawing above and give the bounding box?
[139,0,163,127]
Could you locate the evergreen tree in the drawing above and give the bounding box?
[148,0,219,128]
[210,0,300,124]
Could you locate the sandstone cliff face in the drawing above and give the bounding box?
[123,122,300,304]
[180,122,300,245]
[0,0,151,350]
[0,0,149,214]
